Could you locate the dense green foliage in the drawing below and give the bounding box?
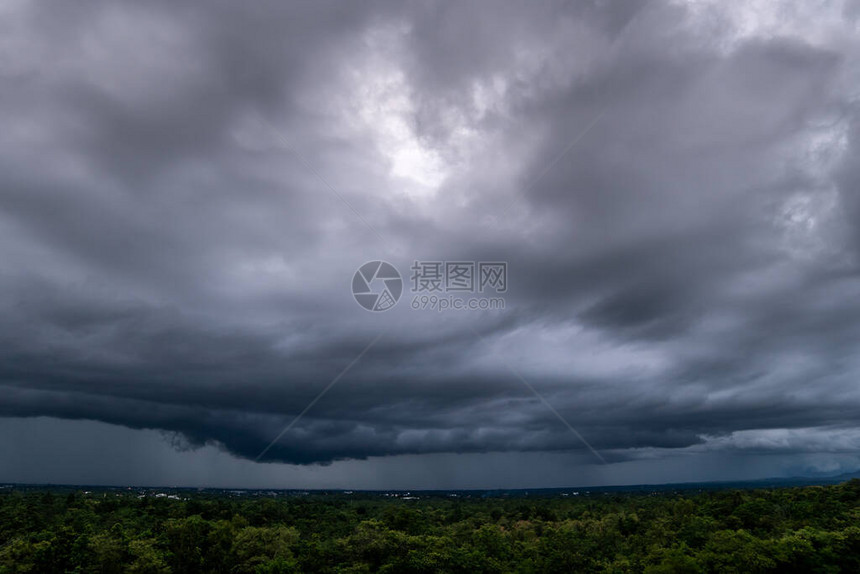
[2,481,860,573]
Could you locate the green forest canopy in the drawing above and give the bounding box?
[2,480,860,573]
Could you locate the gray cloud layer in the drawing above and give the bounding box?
[2,0,860,478]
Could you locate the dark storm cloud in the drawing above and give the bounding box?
[2,0,860,476]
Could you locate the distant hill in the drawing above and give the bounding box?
[3,471,859,498]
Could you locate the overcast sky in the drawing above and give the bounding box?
[2,0,860,489]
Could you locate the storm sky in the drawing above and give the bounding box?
[2,0,860,489]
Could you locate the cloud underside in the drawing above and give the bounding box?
[2,0,860,467]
